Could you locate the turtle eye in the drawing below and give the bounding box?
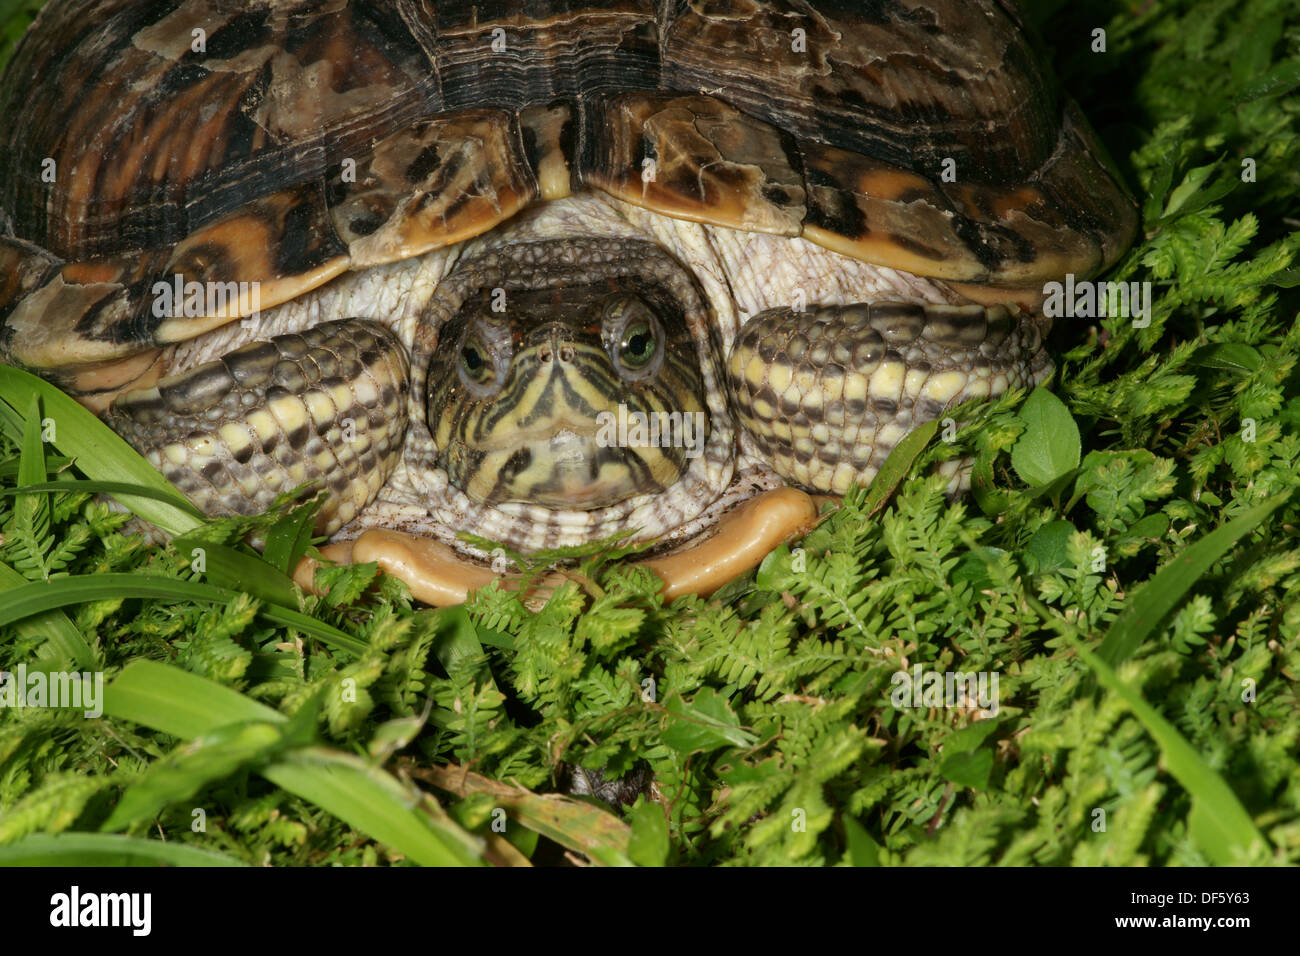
[603,296,665,380]
[460,339,491,383]
[455,324,508,397]
[619,321,657,369]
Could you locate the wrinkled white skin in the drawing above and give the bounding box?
[169,193,964,552]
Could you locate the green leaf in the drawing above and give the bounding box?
[1026,520,1077,574]
[1125,512,1171,540]
[368,714,426,760]
[262,501,322,575]
[951,546,1006,588]
[0,572,366,656]
[0,364,201,536]
[1097,492,1292,667]
[17,393,45,495]
[626,798,671,867]
[842,816,882,866]
[1189,343,1263,375]
[264,749,485,867]
[1011,388,1081,487]
[939,718,999,790]
[944,718,1000,755]
[939,748,993,790]
[415,764,634,867]
[173,535,302,610]
[1232,15,1283,87]
[1235,59,1300,102]
[1158,159,1227,221]
[970,445,1012,516]
[429,606,486,675]
[1058,626,1267,864]
[755,543,792,590]
[661,688,757,754]
[0,557,96,669]
[103,662,485,866]
[101,721,288,832]
[864,418,939,516]
[105,660,284,738]
[0,481,206,517]
[0,833,246,867]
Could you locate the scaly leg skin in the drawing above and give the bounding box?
[726,301,1052,493]
[105,319,409,535]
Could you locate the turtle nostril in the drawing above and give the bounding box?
[559,345,574,363]
[539,346,552,363]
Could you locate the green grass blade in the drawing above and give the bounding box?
[1097,492,1293,667]
[105,660,284,739]
[0,558,96,669]
[1057,621,1267,864]
[16,393,45,490]
[264,749,485,867]
[864,418,939,517]
[0,391,25,442]
[102,722,293,832]
[971,534,1272,866]
[103,662,485,867]
[262,502,321,575]
[0,454,74,477]
[0,481,206,517]
[0,365,201,536]
[0,832,247,867]
[0,573,366,656]
[174,536,303,610]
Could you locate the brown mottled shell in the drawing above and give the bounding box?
[0,0,1137,383]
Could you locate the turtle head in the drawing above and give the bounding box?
[404,235,738,558]
[424,278,709,509]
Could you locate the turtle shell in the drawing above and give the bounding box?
[0,0,1137,395]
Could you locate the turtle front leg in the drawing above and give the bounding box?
[726,302,1051,494]
[105,319,409,535]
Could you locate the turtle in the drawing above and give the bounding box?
[0,0,1137,604]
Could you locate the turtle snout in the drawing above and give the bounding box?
[531,325,578,365]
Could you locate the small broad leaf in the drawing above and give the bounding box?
[1190,343,1263,374]
[1011,388,1080,487]
[944,718,1000,755]
[951,546,1006,589]
[1159,159,1223,220]
[1235,59,1300,102]
[1125,512,1171,540]
[661,688,757,754]
[626,798,670,867]
[842,816,882,867]
[1026,520,1077,574]
[939,748,993,790]
[863,418,940,516]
